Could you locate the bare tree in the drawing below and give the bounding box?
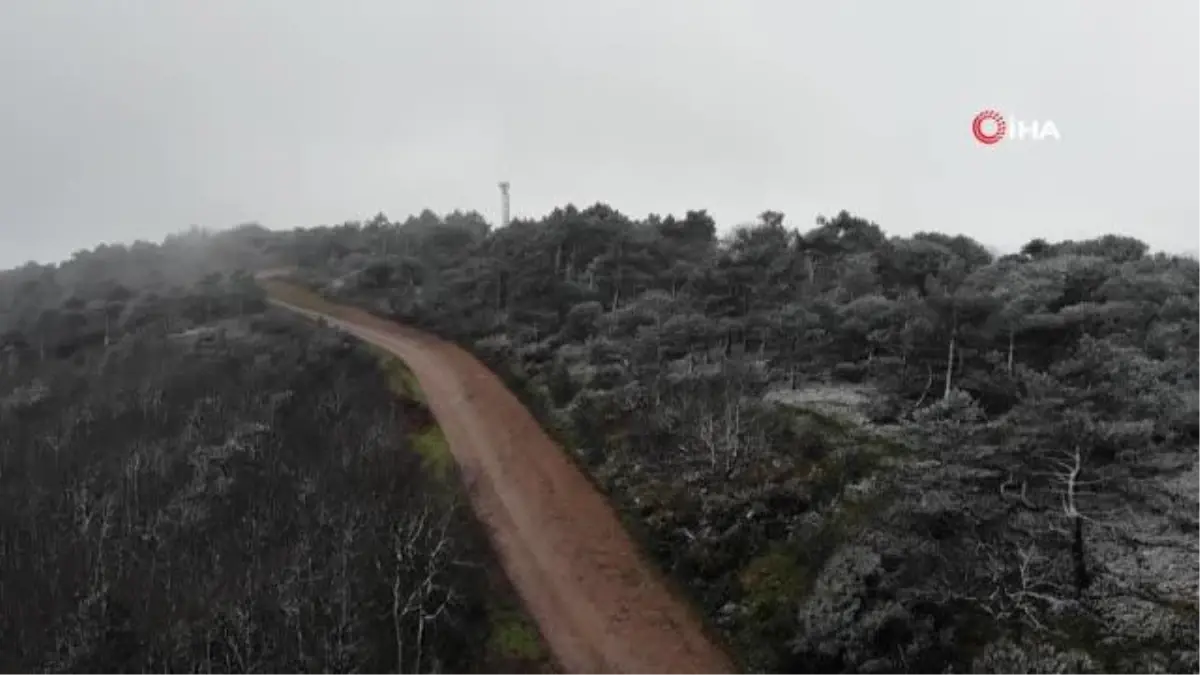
[390,501,461,674]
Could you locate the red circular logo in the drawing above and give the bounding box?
[972,110,1006,145]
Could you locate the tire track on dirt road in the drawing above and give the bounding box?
[265,289,735,674]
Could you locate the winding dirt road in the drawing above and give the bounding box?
[264,284,734,674]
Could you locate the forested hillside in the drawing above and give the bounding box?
[2,204,1196,673]
[280,205,1199,673]
[0,230,548,673]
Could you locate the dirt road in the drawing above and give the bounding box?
[265,288,734,674]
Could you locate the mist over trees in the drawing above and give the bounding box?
[1,204,1196,673]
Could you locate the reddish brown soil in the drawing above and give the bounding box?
[266,289,735,674]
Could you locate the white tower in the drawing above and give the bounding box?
[498,181,511,227]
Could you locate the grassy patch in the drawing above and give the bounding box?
[741,547,809,614]
[412,425,454,482]
[371,354,451,482]
[486,606,546,663]
[322,340,449,479]
[376,351,425,404]
[734,544,813,671]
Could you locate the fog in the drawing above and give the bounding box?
[1,0,1196,267]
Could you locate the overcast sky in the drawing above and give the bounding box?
[0,1,1196,268]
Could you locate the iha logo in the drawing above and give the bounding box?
[972,109,1061,145]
